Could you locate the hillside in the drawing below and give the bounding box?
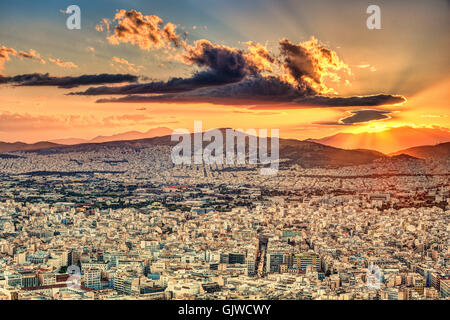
[16,129,386,168]
[308,126,450,154]
[389,142,450,160]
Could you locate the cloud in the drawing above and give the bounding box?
[17,49,46,64]
[86,11,380,106]
[94,78,405,109]
[356,64,376,72]
[1,45,79,73]
[0,46,45,73]
[0,46,17,58]
[339,109,393,124]
[95,18,111,32]
[245,41,276,72]
[312,121,350,126]
[0,46,17,72]
[291,94,406,107]
[94,76,310,105]
[232,109,282,116]
[111,56,144,73]
[36,10,404,110]
[76,23,372,106]
[313,109,395,126]
[71,70,249,96]
[279,37,351,94]
[182,39,263,78]
[48,58,78,69]
[0,73,139,88]
[77,31,404,108]
[72,39,270,96]
[106,9,182,50]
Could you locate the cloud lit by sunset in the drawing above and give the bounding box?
[0,0,448,153]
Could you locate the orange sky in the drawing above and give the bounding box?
[0,79,448,143]
[0,1,448,143]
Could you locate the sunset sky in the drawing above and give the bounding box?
[0,0,448,144]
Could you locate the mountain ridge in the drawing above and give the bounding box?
[1,129,448,168]
[308,126,450,154]
[48,127,173,145]
[389,142,450,160]
[0,129,386,168]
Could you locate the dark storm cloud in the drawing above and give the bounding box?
[313,109,395,126]
[71,39,266,96]
[182,39,261,79]
[70,32,405,108]
[292,94,406,107]
[0,73,138,88]
[277,37,351,93]
[312,121,350,126]
[70,69,246,95]
[6,8,405,110]
[94,77,405,108]
[95,76,313,105]
[279,38,322,84]
[339,109,393,124]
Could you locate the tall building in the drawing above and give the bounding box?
[266,253,284,273]
[246,253,256,276]
[294,253,320,271]
[14,252,27,265]
[69,249,81,266]
[228,253,246,265]
[413,275,425,295]
[4,273,21,288]
[255,236,268,277]
[38,272,56,286]
[20,272,39,288]
[398,288,409,300]
[283,252,294,268]
[440,279,450,298]
[113,273,140,295]
[83,269,102,290]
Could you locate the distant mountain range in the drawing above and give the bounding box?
[49,127,173,145]
[19,129,386,168]
[0,141,61,153]
[308,126,450,154]
[389,142,450,160]
[0,127,448,168]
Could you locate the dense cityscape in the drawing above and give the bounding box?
[0,145,448,300]
[0,1,448,315]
